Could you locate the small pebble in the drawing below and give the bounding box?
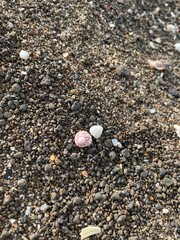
[11,83,21,93]
[73,196,82,205]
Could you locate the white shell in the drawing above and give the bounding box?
[174,43,180,53]
[19,50,30,60]
[112,138,118,146]
[89,125,103,139]
[80,226,101,240]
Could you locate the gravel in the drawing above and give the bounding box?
[0,0,179,239]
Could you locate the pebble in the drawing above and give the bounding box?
[109,151,117,160]
[19,104,28,112]
[17,179,27,188]
[71,101,81,111]
[24,141,32,152]
[70,153,79,160]
[44,164,52,172]
[40,76,51,86]
[3,111,12,119]
[0,230,11,239]
[13,152,23,159]
[73,196,82,205]
[162,177,173,187]
[111,192,120,201]
[121,149,130,158]
[73,215,80,224]
[0,119,6,126]
[95,192,104,201]
[11,83,21,93]
[128,237,139,240]
[168,87,179,97]
[117,215,126,223]
[3,194,12,205]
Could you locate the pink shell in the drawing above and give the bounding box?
[74,131,92,147]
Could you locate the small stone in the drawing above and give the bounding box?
[89,125,103,139]
[0,119,6,126]
[70,153,79,160]
[3,111,12,119]
[51,192,57,201]
[13,152,23,159]
[121,149,130,158]
[117,215,126,223]
[116,65,129,78]
[174,43,180,53]
[3,194,12,205]
[20,50,30,60]
[111,192,120,201]
[168,87,179,98]
[48,103,55,110]
[17,179,27,188]
[95,192,104,201]
[0,230,11,239]
[19,104,28,112]
[163,177,173,187]
[24,141,32,152]
[162,208,169,214]
[44,164,52,172]
[128,237,139,240]
[40,76,51,86]
[140,171,148,178]
[73,215,80,224]
[71,101,81,111]
[109,151,117,160]
[73,196,82,205]
[127,201,134,210]
[104,139,113,148]
[11,83,21,93]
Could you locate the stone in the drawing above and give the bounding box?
[111,192,120,201]
[121,149,130,158]
[3,194,12,205]
[0,119,6,126]
[20,50,30,60]
[44,164,52,172]
[40,76,51,86]
[24,141,32,152]
[168,87,179,98]
[3,111,12,119]
[89,125,103,139]
[17,179,27,188]
[14,152,23,159]
[19,104,28,112]
[109,151,117,160]
[163,177,173,187]
[73,196,82,205]
[128,237,139,240]
[117,215,126,223]
[73,215,80,224]
[95,192,104,201]
[71,101,81,111]
[11,83,21,93]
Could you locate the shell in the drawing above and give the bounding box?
[74,131,92,147]
[80,226,101,240]
[19,50,30,60]
[166,24,178,34]
[89,125,103,139]
[148,60,169,70]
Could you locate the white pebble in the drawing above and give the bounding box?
[112,138,118,146]
[89,125,103,139]
[40,203,48,211]
[25,206,31,216]
[174,43,180,53]
[174,124,180,138]
[19,50,30,60]
[162,208,169,214]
